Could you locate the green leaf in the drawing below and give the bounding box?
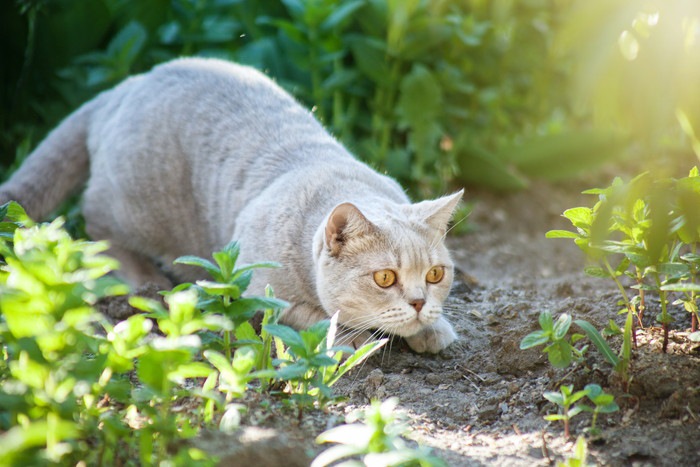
[234,321,260,343]
[320,0,365,31]
[539,310,554,332]
[204,350,234,376]
[543,391,565,406]
[108,21,147,66]
[264,324,307,356]
[326,339,387,387]
[545,230,580,239]
[567,405,585,418]
[348,35,390,85]
[0,420,79,455]
[562,207,593,229]
[519,330,550,349]
[174,255,221,279]
[574,319,620,367]
[275,362,311,380]
[553,314,572,340]
[584,266,610,278]
[543,414,566,422]
[544,340,573,368]
[657,262,689,278]
[397,64,442,125]
[660,282,700,292]
[655,312,675,325]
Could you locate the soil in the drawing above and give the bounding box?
[107,181,700,466]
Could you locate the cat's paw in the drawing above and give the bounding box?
[405,318,457,353]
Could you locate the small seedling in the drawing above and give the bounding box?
[520,311,587,368]
[579,384,619,436]
[543,385,590,439]
[312,397,447,467]
[557,436,592,467]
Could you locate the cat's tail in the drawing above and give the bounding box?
[0,98,98,220]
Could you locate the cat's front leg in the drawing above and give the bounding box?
[279,302,330,330]
[405,316,457,353]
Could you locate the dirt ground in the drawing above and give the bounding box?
[119,181,700,466]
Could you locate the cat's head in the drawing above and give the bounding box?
[313,190,463,342]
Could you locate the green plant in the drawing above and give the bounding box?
[521,309,631,395]
[557,436,592,467]
[0,216,127,464]
[313,397,446,467]
[543,385,590,439]
[548,169,700,356]
[173,240,287,360]
[543,383,619,440]
[578,384,619,437]
[520,311,588,368]
[265,312,386,411]
[125,290,227,464]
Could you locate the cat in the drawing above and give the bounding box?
[0,57,463,353]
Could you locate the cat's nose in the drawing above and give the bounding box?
[410,299,426,313]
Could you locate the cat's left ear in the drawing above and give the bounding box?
[413,189,464,233]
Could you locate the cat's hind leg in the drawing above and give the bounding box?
[84,218,170,289]
[102,243,172,290]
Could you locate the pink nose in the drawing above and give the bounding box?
[410,299,426,313]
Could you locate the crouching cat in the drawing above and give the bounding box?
[0,58,463,353]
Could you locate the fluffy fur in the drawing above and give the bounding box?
[0,58,462,353]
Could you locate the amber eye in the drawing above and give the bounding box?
[426,266,445,284]
[373,269,397,288]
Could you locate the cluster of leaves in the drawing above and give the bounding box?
[0,203,398,465]
[313,397,446,467]
[3,0,646,197]
[0,203,212,465]
[548,168,700,355]
[527,167,700,443]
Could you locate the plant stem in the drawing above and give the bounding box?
[225,330,232,361]
[636,267,646,327]
[660,289,669,353]
[603,258,637,349]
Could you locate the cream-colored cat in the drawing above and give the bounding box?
[0,58,462,353]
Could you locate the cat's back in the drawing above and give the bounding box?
[104,58,354,177]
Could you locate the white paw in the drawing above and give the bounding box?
[405,318,457,354]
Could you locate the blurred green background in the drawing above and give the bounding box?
[2,0,700,197]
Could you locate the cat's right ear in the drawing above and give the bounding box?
[325,203,375,256]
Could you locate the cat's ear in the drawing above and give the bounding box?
[325,203,375,256]
[413,189,464,233]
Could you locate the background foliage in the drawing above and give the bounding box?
[2,0,700,196]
